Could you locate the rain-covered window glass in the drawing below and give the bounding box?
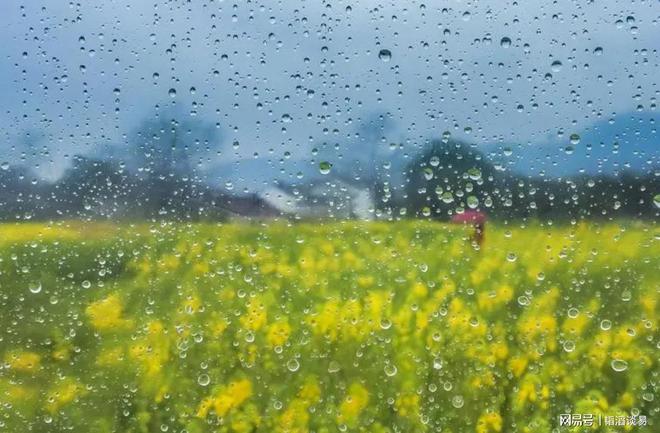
[1,1,658,432]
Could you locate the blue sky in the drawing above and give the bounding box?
[0,0,657,188]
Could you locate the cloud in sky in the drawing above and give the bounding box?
[1,0,657,185]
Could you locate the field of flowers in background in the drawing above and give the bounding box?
[0,221,657,433]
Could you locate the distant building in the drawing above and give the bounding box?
[259,177,374,220]
[215,193,282,219]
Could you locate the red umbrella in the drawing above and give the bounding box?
[451,210,487,246]
[451,210,487,225]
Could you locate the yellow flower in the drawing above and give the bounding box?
[46,379,86,413]
[357,275,374,288]
[509,356,528,377]
[240,297,268,331]
[197,379,253,418]
[96,347,124,366]
[267,320,291,348]
[308,299,340,340]
[338,382,369,425]
[477,411,503,433]
[395,392,420,418]
[128,320,169,377]
[5,351,41,372]
[412,281,428,298]
[86,294,133,331]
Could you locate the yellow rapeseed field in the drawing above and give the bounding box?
[0,221,657,432]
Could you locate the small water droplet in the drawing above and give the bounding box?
[563,340,576,352]
[286,359,300,372]
[28,281,42,294]
[600,319,612,331]
[611,359,628,372]
[379,318,392,330]
[319,161,332,175]
[328,361,341,373]
[384,364,398,377]
[500,37,511,48]
[569,133,580,145]
[197,374,210,386]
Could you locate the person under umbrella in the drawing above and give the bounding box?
[451,210,487,246]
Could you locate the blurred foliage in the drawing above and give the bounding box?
[0,221,657,432]
[403,140,659,221]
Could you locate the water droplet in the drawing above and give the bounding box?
[653,194,660,209]
[319,161,332,175]
[467,167,482,180]
[500,37,511,48]
[563,340,575,352]
[384,364,398,377]
[611,359,628,372]
[379,318,392,330]
[328,361,341,373]
[197,374,210,386]
[551,60,563,72]
[441,191,454,204]
[286,358,300,372]
[600,319,612,331]
[168,88,177,98]
[378,49,392,62]
[569,133,580,145]
[1,162,9,171]
[28,281,42,294]
[451,395,464,408]
[466,196,479,209]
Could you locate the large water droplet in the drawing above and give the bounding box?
[500,37,511,48]
[378,49,392,62]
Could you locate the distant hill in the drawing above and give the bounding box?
[492,111,657,177]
